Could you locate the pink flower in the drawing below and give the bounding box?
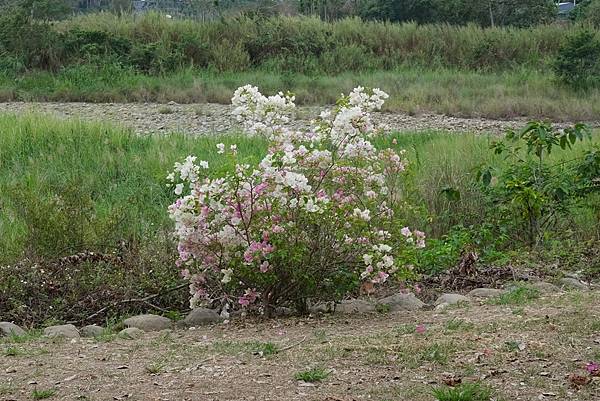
[260,261,270,273]
[238,288,259,306]
[243,251,254,263]
[371,271,389,284]
[415,324,426,334]
[586,362,599,376]
[255,182,268,195]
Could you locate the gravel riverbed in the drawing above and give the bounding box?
[1,101,598,135]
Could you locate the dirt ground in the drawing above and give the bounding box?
[2,102,599,136]
[2,290,600,401]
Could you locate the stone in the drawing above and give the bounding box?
[468,288,506,298]
[44,324,80,339]
[0,322,26,337]
[435,303,450,311]
[119,327,145,340]
[309,301,335,314]
[183,308,224,327]
[80,325,104,338]
[529,281,561,293]
[334,299,376,314]
[435,293,470,306]
[378,293,426,311]
[123,314,172,332]
[559,277,589,291]
[274,307,295,317]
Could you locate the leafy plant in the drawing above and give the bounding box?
[481,121,598,246]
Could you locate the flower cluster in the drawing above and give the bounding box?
[168,85,424,314]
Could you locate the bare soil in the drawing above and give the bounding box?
[2,290,600,401]
[2,102,599,136]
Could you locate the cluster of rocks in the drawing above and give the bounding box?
[0,308,224,340]
[2,101,595,137]
[0,278,592,340]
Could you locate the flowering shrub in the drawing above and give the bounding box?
[168,85,424,315]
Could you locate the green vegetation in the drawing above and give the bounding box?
[294,367,330,382]
[489,285,541,305]
[1,6,599,118]
[0,11,569,74]
[362,0,556,27]
[553,29,600,89]
[432,382,493,401]
[0,113,598,325]
[3,68,600,120]
[31,389,56,400]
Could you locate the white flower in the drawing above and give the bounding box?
[382,254,394,268]
[216,143,225,154]
[174,183,184,195]
[353,208,371,221]
[363,254,373,265]
[305,198,321,213]
[221,268,233,283]
[199,160,209,169]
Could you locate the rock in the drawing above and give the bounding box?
[309,301,335,314]
[0,322,26,337]
[334,299,376,314]
[529,281,561,293]
[44,324,80,339]
[435,293,470,306]
[378,293,426,311]
[559,277,589,291]
[119,327,145,339]
[435,303,450,311]
[123,314,172,332]
[468,288,506,298]
[183,308,224,327]
[80,325,104,338]
[274,307,295,317]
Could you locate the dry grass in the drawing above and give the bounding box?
[1,290,599,400]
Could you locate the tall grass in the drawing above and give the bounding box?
[2,113,598,264]
[57,13,571,72]
[3,67,600,120]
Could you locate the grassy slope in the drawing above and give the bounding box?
[3,67,600,121]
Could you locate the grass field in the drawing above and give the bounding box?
[3,67,600,121]
[4,112,599,265]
